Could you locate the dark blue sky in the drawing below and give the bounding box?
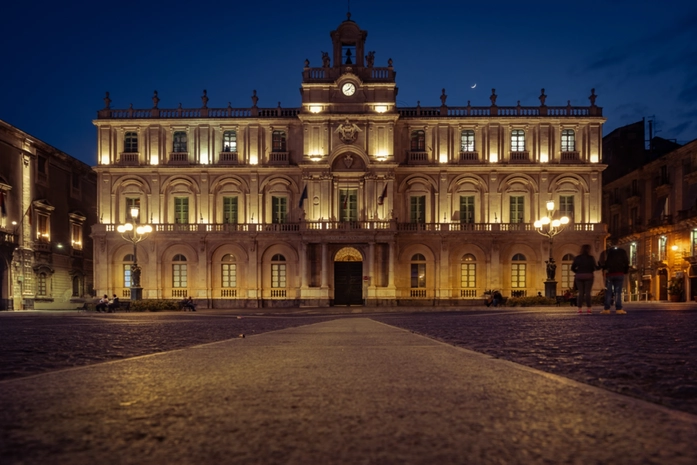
[2,0,696,165]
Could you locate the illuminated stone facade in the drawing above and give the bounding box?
[0,120,97,310]
[92,16,606,308]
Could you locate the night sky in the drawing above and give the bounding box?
[2,0,696,166]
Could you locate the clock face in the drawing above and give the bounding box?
[342,83,356,96]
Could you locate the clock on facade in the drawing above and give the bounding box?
[341,82,356,96]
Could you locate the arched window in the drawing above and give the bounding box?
[222,254,237,288]
[561,129,576,152]
[272,131,286,152]
[411,254,426,289]
[410,130,425,151]
[271,254,286,288]
[511,254,527,289]
[123,254,135,288]
[460,130,475,152]
[561,253,575,291]
[460,254,476,290]
[223,130,237,152]
[511,129,525,152]
[124,132,138,152]
[173,254,187,288]
[173,131,188,153]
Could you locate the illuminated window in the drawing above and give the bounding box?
[222,254,237,288]
[630,243,638,267]
[410,130,425,151]
[460,254,476,288]
[272,131,287,152]
[692,231,697,257]
[511,130,525,152]
[123,254,134,288]
[410,196,426,223]
[172,254,188,288]
[271,254,286,288]
[561,129,575,152]
[411,253,426,288]
[460,130,475,152]
[173,131,187,152]
[460,196,475,224]
[124,132,138,152]
[272,196,287,224]
[37,214,50,242]
[174,197,189,224]
[71,223,82,250]
[509,196,524,223]
[561,253,574,291]
[223,197,238,224]
[511,253,527,288]
[223,131,237,152]
[658,236,667,261]
[339,189,357,222]
[559,195,574,221]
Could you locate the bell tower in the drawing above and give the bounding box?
[331,13,367,68]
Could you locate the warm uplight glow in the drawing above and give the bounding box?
[101,154,110,165]
[309,105,322,113]
[200,152,209,164]
[546,201,555,211]
[150,156,159,165]
[540,153,549,163]
[439,153,448,163]
[490,153,498,163]
[375,105,387,113]
[590,152,599,163]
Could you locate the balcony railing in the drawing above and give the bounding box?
[169,152,189,164]
[407,151,429,164]
[218,152,239,164]
[268,152,289,165]
[459,151,479,163]
[119,153,140,165]
[560,151,580,162]
[510,151,530,162]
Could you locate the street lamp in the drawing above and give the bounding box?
[116,207,152,300]
[534,200,569,298]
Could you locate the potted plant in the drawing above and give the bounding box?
[667,277,683,301]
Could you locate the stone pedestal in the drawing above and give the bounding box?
[544,280,558,299]
[131,287,143,301]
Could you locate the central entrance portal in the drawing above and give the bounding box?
[334,247,363,306]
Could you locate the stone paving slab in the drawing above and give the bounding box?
[1,318,696,464]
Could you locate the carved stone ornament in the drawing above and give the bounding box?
[335,119,362,144]
[343,153,354,168]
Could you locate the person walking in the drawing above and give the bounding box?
[571,244,599,314]
[599,243,630,315]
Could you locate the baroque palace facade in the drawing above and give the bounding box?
[0,120,97,310]
[92,16,607,308]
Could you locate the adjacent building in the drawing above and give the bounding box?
[0,120,97,310]
[92,15,607,308]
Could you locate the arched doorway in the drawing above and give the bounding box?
[334,247,363,305]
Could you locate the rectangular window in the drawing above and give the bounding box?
[223,131,237,152]
[71,173,81,192]
[173,264,188,287]
[559,195,574,220]
[272,196,287,224]
[511,264,526,288]
[410,196,426,223]
[411,130,425,151]
[460,263,476,288]
[692,231,697,257]
[339,189,357,222]
[37,273,47,296]
[630,207,639,226]
[561,129,575,152]
[37,214,50,241]
[658,236,667,261]
[173,131,188,153]
[561,263,573,291]
[272,264,286,288]
[71,223,82,250]
[174,197,189,224]
[511,130,525,152]
[630,243,638,267]
[124,265,132,288]
[125,132,138,152]
[272,131,287,152]
[460,196,475,224]
[460,130,475,152]
[411,263,426,288]
[222,264,237,288]
[509,196,524,223]
[223,196,238,224]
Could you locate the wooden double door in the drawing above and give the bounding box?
[334,262,363,306]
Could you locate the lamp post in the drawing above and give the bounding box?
[116,207,152,301]
[534,200,569,298]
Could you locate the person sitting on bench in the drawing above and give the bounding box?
[182,296,196,311]
[96,295,109,313]
[107,294,119,313]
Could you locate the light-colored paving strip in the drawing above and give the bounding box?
[1,318,695,464]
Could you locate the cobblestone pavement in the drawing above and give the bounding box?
[0,313,336,381]
[374,308,697,415]
[2,309,696,418]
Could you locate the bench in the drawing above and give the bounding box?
[79,300,131,312]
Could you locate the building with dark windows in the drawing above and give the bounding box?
[0,120,97,310]
[603,137,697,303]
[92,15,607,308]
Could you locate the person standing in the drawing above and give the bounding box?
[571,244,599,314]
[599,243,630,315]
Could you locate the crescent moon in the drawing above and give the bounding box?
[471,83,477,89]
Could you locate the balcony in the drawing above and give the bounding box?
[458,151,479,163]
[119,153,140,165]
[218,152,240,164]
[560,151,580,163]
[407,151,429,164]
[509,151,530,163]
[268,152,289,165]
[168,152,189,164]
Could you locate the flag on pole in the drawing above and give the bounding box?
[298,184,308,208]
[377,184,388,205]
